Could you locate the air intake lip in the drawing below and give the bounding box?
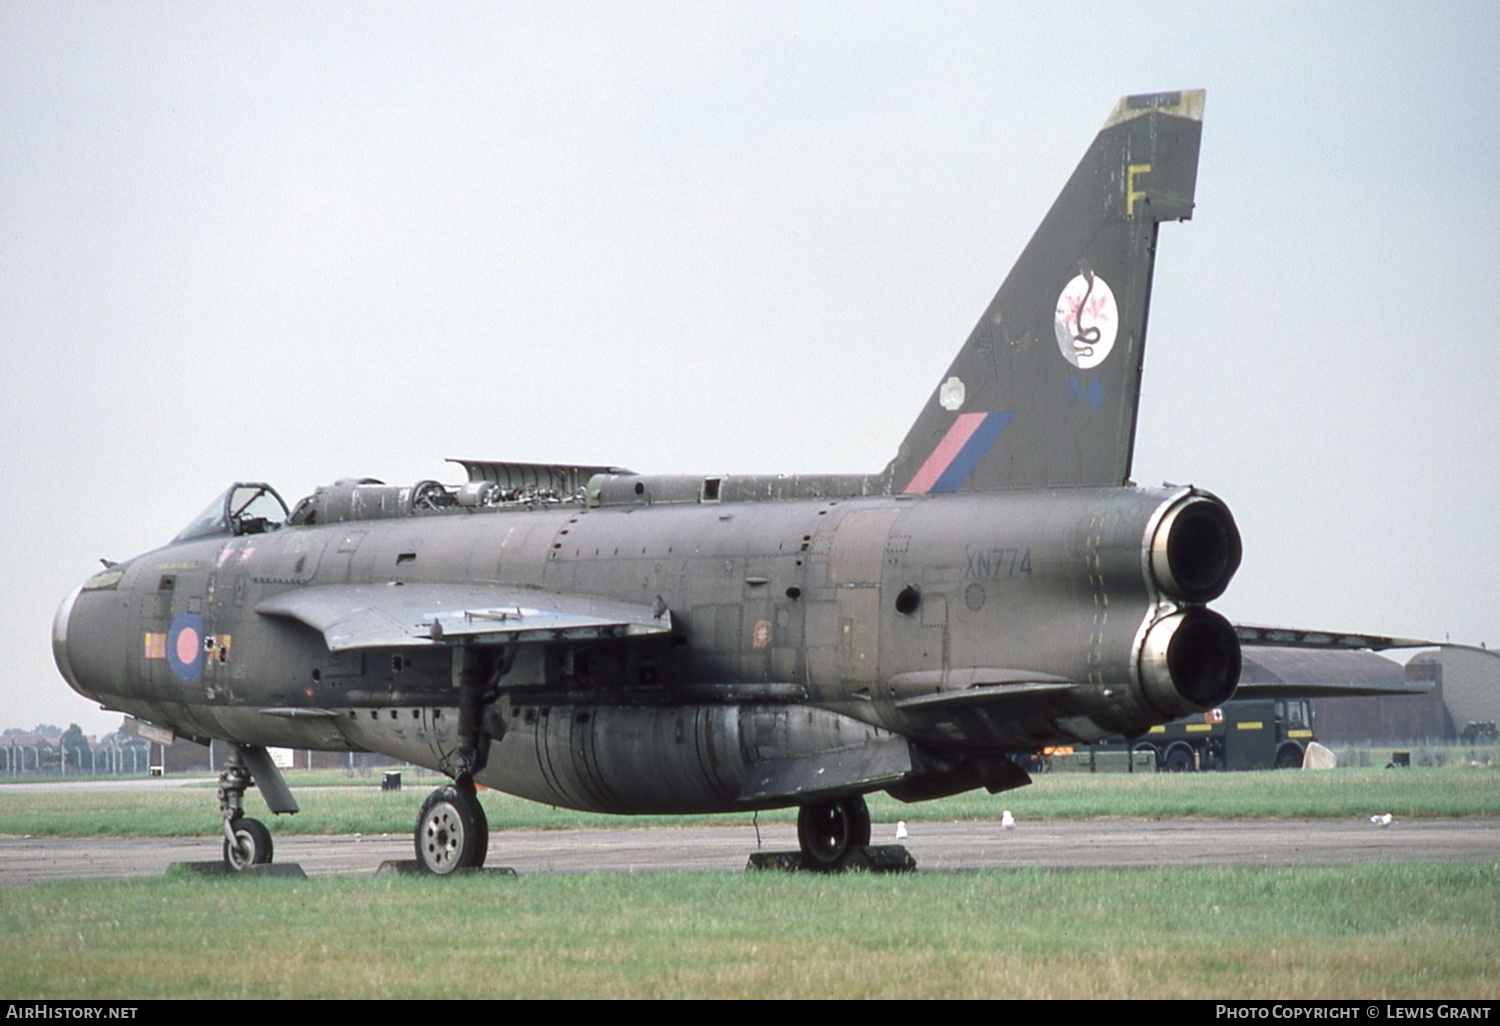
[1139,608,1241,718]
[1149,494,1242,603]
[52,583,83,693]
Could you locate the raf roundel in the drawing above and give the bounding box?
[1054,273,1119,369]
[166,611,207,682]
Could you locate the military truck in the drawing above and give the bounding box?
[1124,698,1315,771]
[1038,698,1316,772]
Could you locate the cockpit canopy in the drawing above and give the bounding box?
[173,483,290,544]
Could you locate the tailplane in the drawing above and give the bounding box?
[884,90,1204,493]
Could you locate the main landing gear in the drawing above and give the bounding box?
[414,781,489,875]
[796,794,872,867]
[411,643,502,875]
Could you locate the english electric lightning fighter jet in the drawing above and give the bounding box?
[53,90,1400,873]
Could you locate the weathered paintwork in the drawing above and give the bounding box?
[56,479,1240,813]
[54,91,1246,835]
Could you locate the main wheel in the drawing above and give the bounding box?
[796,795,872,867]
[223,817,273,871]
[415,786,489,875]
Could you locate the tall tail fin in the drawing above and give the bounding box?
[884,90,1204,494]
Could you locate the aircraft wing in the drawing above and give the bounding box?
[892,682,1075,713]
[887,668,1077,719]
[882,643,1434,713]
[1233,625,1438,699]
[1234,625,1437,652]
[1233,645,1430,699]
[256,583,671,651]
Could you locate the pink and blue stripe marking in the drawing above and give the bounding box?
[902,411,1015,494]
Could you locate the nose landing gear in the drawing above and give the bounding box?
[215,744,299,872]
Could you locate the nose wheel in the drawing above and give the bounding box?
[224,816,273,870]
[797,794,872,867]
[415,784,489,874]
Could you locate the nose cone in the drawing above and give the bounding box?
[52,582,87,696]
[55,565,136,707]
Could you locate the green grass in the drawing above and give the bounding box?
[987,763,1500,819]
[2,764,1497,838]
[1,863,1496,998]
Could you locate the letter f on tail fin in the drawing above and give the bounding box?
[885,90,1204,494]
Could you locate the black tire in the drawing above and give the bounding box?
[1164,745,1196,773]
[223,817,273,871]
[1275,743,1304,770]
[796,795,872,867]
[415,786,489,875]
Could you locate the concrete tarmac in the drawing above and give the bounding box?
[3,816,1497,886]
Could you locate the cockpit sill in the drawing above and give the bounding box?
[162,459,906,545]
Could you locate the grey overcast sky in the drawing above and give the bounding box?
[3,2,1497,735]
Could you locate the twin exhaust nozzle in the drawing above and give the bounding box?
[1140,494,1243,717]
[1149,494,1242,604]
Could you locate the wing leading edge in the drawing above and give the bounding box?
[256,583,672,651]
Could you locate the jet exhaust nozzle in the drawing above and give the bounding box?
[1139,607,1241,718]
[1149,493,1242,603]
